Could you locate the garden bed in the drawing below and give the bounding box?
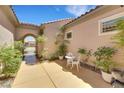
[80,62,101,74]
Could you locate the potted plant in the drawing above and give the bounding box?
[57,43,67,60]
[55,29,69,60]
[94,46,116,61]
[95,60,114,83]
[94,46,116,83]
[78,48,92,62]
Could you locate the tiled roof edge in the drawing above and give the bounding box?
[64,5,103,28]
[9,5,20,25]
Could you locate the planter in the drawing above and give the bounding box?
[101,71,112,83]
[112,69,124,83]
[59,56,64,60]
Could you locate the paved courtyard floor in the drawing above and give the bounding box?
[12,60,112,88]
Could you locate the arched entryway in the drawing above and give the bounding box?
[23,35,37,64]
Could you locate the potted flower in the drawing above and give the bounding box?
[95,60,114,83]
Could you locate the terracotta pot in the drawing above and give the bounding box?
[101,71,112,83]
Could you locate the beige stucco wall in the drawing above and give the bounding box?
[43,20,72,56]
[15,27,39,40]
[0,6,16,47]
[65,6,124,67]
[0,8,16,35]
[0,25,14,47]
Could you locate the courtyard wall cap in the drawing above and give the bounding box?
[20,22,40,28]
[41,18,73,25]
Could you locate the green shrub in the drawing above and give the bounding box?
[14,41,24,52]
[36,35,47,43]
[112,19,124,47]
[0,46,22,76]
[78,48,92,62]
[48,53,58,61]
[95,60,114,73]
[39,48,48,60]
[78,48,87,54]
[57,43,68,56]
[93,46,116,61]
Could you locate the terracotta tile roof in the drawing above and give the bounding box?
[64,5,103,27]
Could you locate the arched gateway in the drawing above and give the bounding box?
[15,23,44,58]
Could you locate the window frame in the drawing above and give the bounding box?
[65,31,73,40]
[98,12,124,36]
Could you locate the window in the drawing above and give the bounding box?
[99,12,124,35]
[65,31,72,40]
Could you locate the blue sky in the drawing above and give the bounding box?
[12,5,96,25]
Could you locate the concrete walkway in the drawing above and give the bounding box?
[12,61,92,88]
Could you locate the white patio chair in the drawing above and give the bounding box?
[66,57,73,67]
[71,56,81,72]
[65,52,74,67]
[66,52,73,57]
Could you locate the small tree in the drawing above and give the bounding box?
[55,26,69,57]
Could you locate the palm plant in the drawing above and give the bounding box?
[113,19,124,47]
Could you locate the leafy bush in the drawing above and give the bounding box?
[39,48,48,60]
[93,46,116,61]
[78,48,92,62]
[113,19,124,47]
[57,43,68,56]
[0,46,22,76]
[95,60,114,73]
[14,41,24,52]
[36,35,47,43]
[78,48,87,54]
[48,53,58,61]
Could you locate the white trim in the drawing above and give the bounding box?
[98,12,124,36]
[65,31,73,40]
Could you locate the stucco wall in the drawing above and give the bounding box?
[0,25,14,47]
[0,7,16,47]
[43,19,72,56]
[15,27,39,40]
[0,8,15,35]
[65,6,124,67]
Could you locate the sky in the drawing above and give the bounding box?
[24,36,36,42]
[12,5,96,26]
